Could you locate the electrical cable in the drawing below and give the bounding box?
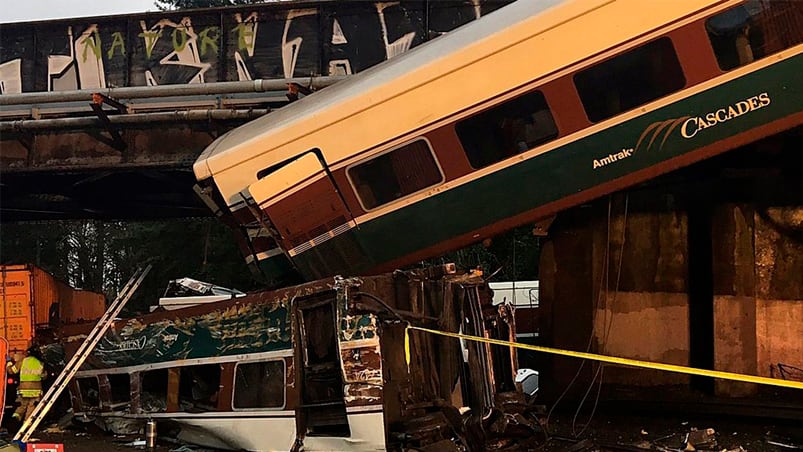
[545,195,613,434]
[572,193,628,438]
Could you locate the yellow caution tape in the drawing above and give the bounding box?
[404,325,803,390]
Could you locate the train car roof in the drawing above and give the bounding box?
[193,0,568,180]
[194,0,724,206]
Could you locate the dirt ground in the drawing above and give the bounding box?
[21,432,174,452]
[7,411,798,452]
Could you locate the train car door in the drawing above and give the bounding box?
[293,293,350,444]
[248,151,367,279]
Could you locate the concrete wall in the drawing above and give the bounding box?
[538,187,803,396]
[754,208,803,383]
[590,195,691,386]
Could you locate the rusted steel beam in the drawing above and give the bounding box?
[167,368,180,413]
[0,109,270,132]
[97,374,113,412]
[0,77,346,106]
[89,103,126,150]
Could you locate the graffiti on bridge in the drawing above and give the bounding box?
[0,0,509,95]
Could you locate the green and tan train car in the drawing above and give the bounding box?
[193,0,803,283]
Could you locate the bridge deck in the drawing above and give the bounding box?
[0,0,510,220]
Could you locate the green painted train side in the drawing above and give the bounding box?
[293,52,802,278]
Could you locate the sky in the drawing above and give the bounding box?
[0,0,158,23]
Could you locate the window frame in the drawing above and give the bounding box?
[76,376,101,410]
[454,88,559,169]
[231,358,287,411]
[346,137,445,212]
[573,36,687,123]
[704,1,803,72]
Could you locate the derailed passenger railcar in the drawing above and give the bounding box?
[55,267,533,451]
[194,0,803,285]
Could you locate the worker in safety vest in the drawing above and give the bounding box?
[6,345,48,422]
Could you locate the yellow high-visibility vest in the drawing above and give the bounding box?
[18,356,44,398]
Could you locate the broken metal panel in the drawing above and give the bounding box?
[97,374,112,412]
[341,268,522,450]
[340,341,382,407]
[217,362,236,411]
[61,288,303,370]
[53,268,528,451]
[129,372,141,414]
[166,368,180,413]
[67,379,83,414]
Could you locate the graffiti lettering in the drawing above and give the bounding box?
[80,28,102,63]
[107,32,127,58]
[138,27,163,59]
[232,17,257,53]
[376,3,415,59]
[0,2,494,95]
[172,26,189,52]
[139,18,210,86]
[198,26,220,57]
[282,9,316,78]
[0,59,22,94]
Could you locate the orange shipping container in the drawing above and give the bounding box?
[0,265,34,352]
[61,288,106,324]
[31,266,60,327]
[1,264,106,352]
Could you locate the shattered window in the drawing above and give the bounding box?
[706,1,803,71]
[348,139,443,210]
[178,364,221,412]
[77,377,100,410]
[233,360,286,409]
[108,373,131,405]
[456,90,558,168]
[141,369,168,413]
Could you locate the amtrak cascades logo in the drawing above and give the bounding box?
[592,92,772,170]
[113,336,147,351]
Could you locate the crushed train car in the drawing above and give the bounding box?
[52,267,540,451]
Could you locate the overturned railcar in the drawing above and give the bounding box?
[54,268,533,451]
[194,0,803,285]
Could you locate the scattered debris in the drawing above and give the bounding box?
[562,438,595,452]
[684,427,717,451]
[766,434,803,449]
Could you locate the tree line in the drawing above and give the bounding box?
[0,217,539,315]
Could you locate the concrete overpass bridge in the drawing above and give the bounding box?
[0,0,511,221]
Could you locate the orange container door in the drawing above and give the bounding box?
[1,267,33,351]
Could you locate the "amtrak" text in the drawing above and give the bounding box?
[593,148,634,169]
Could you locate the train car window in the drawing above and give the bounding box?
[179,364,221,411]
[233,360,285,409]
[455,90,558,169]
[108,373,131,404]
[77,377,100,409]
[348,139,443,210]
[574,37,685,122]
[140,369,168,413]
[706,1,803,71]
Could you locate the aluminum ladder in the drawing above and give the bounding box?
[14,265,151,443]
